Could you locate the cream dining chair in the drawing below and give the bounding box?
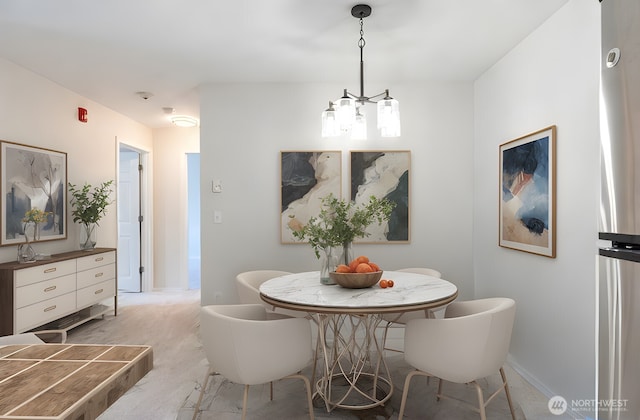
[194,304,315,420]
[236,270,292,307]
[398,297,517,420]
[236,270,307,317]
[381,267,443,353]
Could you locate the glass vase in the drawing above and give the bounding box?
[338,241,354,266]
[80,223,97,250]
[320,247,337,285]
[17,243,36,263]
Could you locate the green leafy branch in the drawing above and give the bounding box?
[289,193,395,259]
[68,180,114,225]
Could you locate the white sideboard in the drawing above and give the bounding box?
[0,248,117,335]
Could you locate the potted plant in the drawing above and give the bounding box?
[68,180,114,250]
[288,194,395,283]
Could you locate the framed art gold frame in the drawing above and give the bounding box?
[499,126,556,258]
[0,140,68,246]
[350,150,410,243]
[280,151,342,243]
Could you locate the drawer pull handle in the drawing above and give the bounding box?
[95,288,104,295]
[95,272,104,278]
[44,285,57,292]
[95,257,104,262]
[44,268,57,274]
[44,305,56,312]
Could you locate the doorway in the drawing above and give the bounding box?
[187,153,201,289]
[118,145,144,292]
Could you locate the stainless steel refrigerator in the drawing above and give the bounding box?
[598,1,640,419]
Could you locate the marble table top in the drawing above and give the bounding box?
[260,271,458,314]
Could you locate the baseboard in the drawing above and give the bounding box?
[507,355,586,420]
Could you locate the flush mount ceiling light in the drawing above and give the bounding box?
[322,4,400,140]
[170,115,199,127]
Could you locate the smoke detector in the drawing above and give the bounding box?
[136,91,154,100]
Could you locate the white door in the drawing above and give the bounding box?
[118,150,141,292]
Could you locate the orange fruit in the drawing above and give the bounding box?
[355,263,374,273]
[356,255,370,264]
[368,262,380,272]
[349,259,360,272]
[379,279,389,288]
[387,279,394,288]
[336,264,351,273]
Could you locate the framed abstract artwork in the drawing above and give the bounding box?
[350,150,410,243]
[1,141,68,245]
[499,125,556,258]
[280,151,341,243]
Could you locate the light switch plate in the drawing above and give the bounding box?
[212,180,222,193]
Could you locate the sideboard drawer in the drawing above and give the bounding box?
[15,260,76,288]
[77,263,115,289]
[15,291,76,333]
[77,251,116,272]
[77,279,115,308]
[15,274,76,309]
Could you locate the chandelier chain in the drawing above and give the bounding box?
[358,18,366,49]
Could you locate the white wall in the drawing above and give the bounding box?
[199,82,475,305]
[474,0,599,411]
[152,126,199,290]
[0,58,152,261]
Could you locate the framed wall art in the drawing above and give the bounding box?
[1,141,68,245]
[350,150,410,243]
[280,151,341,243]
[499,125,556,258]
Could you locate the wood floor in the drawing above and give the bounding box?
[65,290,556,420]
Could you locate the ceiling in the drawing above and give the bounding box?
[0,0,569,128]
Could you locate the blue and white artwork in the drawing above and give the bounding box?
[281,151,341,243]
[499,126,556,257]
[351,151,410,243]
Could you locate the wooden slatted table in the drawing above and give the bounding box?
[0,343,153,419]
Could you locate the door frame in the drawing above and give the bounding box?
[116,139,152,292]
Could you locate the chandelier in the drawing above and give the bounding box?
[321,4,400,140]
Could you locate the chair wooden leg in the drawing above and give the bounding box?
[500,367,517,420]
[284,373,315,420]
[310,325,321,394]
[242,384,250,420]
[269,381,273,401]
[473,381,487,420]
[436,378,444,401]
[398,370,431,419]
[192,368,215,420]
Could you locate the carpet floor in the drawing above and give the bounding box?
[65,290,559,420]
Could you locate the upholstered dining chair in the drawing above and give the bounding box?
[236,270,305,317]
[0,330,67,345]
[194,304,315,420]
[398,297,517,420]
[381,267,443,353]
[236,270,292,306]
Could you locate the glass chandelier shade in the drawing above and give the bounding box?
[321,4,400,139]
[377,95,401,137]
[321,102,341,138]
[336,92,356,132]
[351,107,367,140]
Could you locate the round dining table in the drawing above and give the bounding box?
[260,270,458,412]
